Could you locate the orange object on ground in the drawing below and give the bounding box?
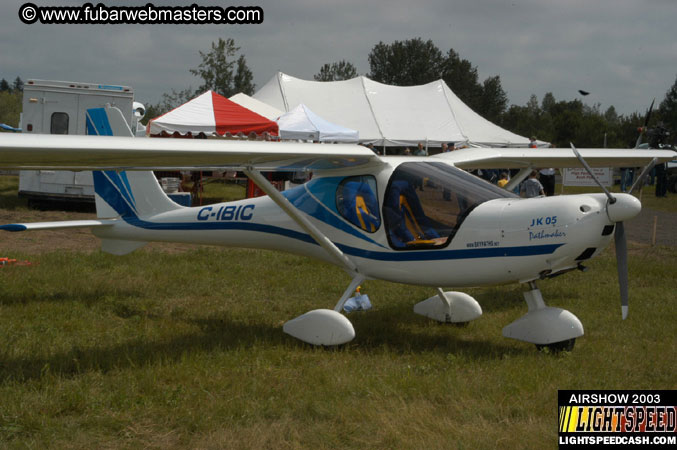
[0,257,33,267]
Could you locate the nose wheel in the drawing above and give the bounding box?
[536,338,576,353]
[502,282,584,351]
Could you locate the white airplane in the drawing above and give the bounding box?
[1,106,674,350]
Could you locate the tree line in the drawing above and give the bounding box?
[0,77,24,128]
[322,38,675,148]
[2,37,677,148]
[146,36,677,148]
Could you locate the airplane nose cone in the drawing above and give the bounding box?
[606,194,641,223]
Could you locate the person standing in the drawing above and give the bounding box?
[539,167,556,196]
[521,170,545,198]
[497,172,510,188]
[415,142,427,156]
[529,136,538,148]
[655,162,668,197]
[620,168,634,192]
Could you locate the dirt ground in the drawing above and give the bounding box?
[1,203,675,255]
[623,207,677,247]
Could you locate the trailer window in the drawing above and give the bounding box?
[50,112,69,134]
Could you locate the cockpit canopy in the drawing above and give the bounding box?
[383,162,516,249]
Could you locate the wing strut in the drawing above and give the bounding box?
[243,168,359,275]
[504,166,532,192]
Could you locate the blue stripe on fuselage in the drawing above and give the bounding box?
[116,214,563,262]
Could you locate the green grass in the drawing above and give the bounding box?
[0,174,675,448]
[0,245,675,448]
[0,175,29,211]
[184,177,247,205]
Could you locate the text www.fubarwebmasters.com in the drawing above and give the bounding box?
[19,3,264,25]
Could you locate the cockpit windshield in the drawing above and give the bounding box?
[383,162,516,249]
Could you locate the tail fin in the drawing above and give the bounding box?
[86,104,134,138]
[93,171,182,219]
[86,105,182,219]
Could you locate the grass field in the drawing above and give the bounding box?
[0,175,675,448]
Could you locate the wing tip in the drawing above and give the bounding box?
[0,224,27,232]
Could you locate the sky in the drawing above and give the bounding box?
[1,0,676,117]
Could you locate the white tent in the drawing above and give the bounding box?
[254,72,533,148]
[229,92,284,121]
[277,104,359,142]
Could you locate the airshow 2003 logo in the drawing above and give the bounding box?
[559,390,676,448]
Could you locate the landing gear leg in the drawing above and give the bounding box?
[502,281,583,351]
[282,275,363,346]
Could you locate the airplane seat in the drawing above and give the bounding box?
[385,180,439,248]
[341,180,380,232]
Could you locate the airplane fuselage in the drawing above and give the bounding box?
[93,158,627,288]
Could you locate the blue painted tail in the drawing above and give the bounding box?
[93,170,181,219]
[87,105,181,220]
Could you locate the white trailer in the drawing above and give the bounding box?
[19,79,144,204]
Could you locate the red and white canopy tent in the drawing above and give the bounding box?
[147,90,279,138]
[145,91,281,203]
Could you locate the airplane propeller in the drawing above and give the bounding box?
[569,143,644,320]
[634,99,655,148]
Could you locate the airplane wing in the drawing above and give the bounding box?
[434,147,677,169]
[0,134,381,172]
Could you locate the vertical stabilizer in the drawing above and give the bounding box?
[87,106,183,219]
[93,170,182,218]
[86,104,134,138]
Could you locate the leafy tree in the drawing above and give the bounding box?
[658,74,677,134]
[0,90,23,128]
[368,39,508,123]
[500,94,544,142]
[12,76,24,92]
[148,38,255,117]
[0,79,9,92]
[233,54,255,95]
[141,103,160,125]
[314,60,358,81]
[541,92,556,114]
[440,48,482,110]
[189,38,255,97]
[368,38,444,86]
[478,75,508,123]
[147,88,195,118]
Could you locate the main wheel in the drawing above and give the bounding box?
[536,338,576,353]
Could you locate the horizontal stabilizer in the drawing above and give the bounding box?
[0,219,118,232]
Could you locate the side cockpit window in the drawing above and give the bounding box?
[336,176,380,233]
[384,177,446,249]
[384,162,516,250]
